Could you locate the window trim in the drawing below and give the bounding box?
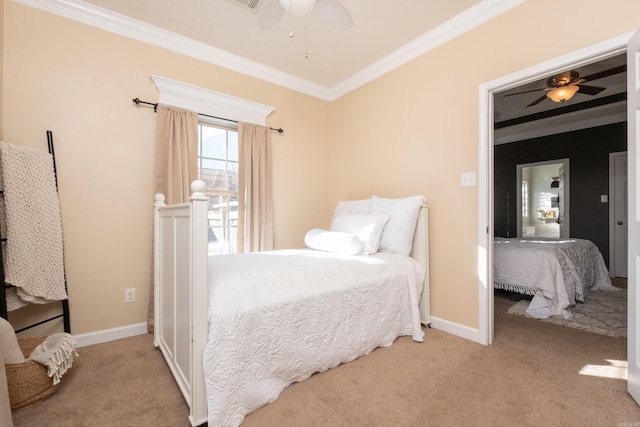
[151,75,274,125]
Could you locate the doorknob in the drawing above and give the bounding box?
[618,221,624,225]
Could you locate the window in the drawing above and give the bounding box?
[197,122,238,255]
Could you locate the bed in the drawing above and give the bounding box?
[153,180,430,427]
[493,237,615,319]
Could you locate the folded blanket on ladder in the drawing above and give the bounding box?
[0,141,67,311]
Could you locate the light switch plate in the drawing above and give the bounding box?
[461,172,476,187]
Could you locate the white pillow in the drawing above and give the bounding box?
[0,316,24,364]
[330,198,371,229]
[304,229,363,256]
[369,195,424,256]
[330,212,390,255]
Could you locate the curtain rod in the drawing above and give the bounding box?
[132,98,284,134]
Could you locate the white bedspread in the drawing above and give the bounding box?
[203,249,425,427]
[494,238,613,318]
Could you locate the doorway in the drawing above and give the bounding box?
[477,34,631,345]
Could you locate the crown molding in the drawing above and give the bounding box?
[14,0,524,101]
[328,0,526,100]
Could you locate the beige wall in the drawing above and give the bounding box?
[2,0,640,336]
[330,0,640,328]
[2,1,331,335]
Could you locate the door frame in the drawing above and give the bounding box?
[477,33,633,345]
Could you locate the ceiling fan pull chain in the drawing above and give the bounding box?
[289,0,294,38]
[305,14,309,59]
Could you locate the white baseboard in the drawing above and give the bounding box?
[429,315,484,344]
[73,318,481,348]
[73,322,148,348]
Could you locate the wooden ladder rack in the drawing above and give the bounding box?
[0,131,70,333]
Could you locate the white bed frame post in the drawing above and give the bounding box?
[152,194,165,353]
[189,181,209,426]
[412,205,430,326]
[154,181,209,427]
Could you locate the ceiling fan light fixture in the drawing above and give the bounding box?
[546,85,579,103]
[279,0,315,16]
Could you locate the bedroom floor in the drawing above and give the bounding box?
[495,275,629,341]
[10,283,638,426]
[612,277,628,288]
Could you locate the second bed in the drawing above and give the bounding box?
[494,237,615,318]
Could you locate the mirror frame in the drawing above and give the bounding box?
[515,158,570,238]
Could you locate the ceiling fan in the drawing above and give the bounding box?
[503,64,627,107]
[257,0,353,31]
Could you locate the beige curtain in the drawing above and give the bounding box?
[237,122,274,253]
[148,104,199,333]
[153,105,199,204]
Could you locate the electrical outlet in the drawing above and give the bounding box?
[125,288,136,303]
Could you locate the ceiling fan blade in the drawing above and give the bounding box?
[580,64,627,82]
[258,0,285,30]
[526,95,548,107]
[576,84,606,96]
[314,0,353,29]
[503,88,546,97]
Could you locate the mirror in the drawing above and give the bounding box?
[516,159,570,238]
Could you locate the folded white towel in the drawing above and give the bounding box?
[28,333,78,385]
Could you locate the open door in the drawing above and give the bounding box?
[627,28,640,405]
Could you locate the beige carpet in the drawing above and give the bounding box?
[11,334,189,426]
[10,294,640,426]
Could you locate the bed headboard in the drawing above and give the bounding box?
[411,205,430,326]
